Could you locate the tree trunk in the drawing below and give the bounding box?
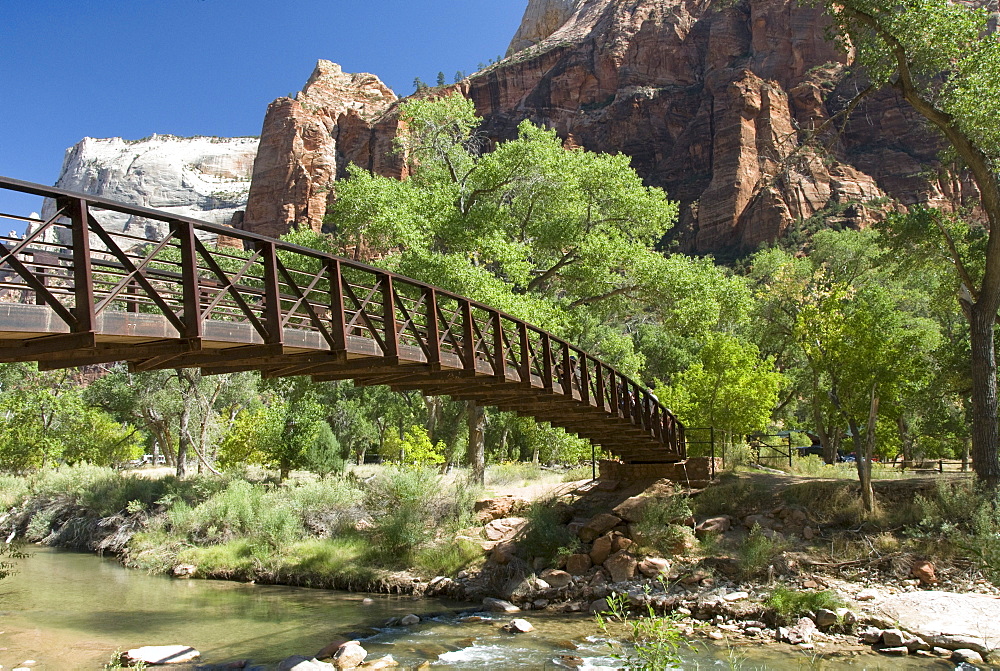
[962,436,971,472]
[467,401,485,485]
[897,415,914,464]
[846,388,879,514]
[176,405,190,478]
[969,303,1000,488]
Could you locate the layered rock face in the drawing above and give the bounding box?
[42,135,258,242]
[245,0,975,255]
[241,60,397,238]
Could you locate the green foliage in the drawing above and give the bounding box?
[657,332,783,440]
[303,422,346,478]
[380,425,446,466]
[634,496,696,556]
[363,466,441,565]
[413,538,483,577]
[764,585,845,626]
[595,589,687,670]
[693,479,771,517]
[738,523,784,579]
[911,481,1000,582]
[520,498,577,564]
[166,480,304,550]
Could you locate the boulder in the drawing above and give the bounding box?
[611,535,633,553]
[611,496,651,522]
[483,597,520,613]
[637,557,670,577]
[278,657,334,671]
[363,655,398,669]
[490,541,517,565]
[875,591,1000,655]
[505,618,535,633]
[603,551,637,583]
[172,564,196,577]
[484,517,527,541]
[881,629,907,648]
[589,598,611,613]
[579,514,622,542]
[781,618,817,645]
[565,553,592,575]
[400,614,420,626]
[877,647,909,656]
[474,495,528,523]
[951,649,984,664]
[589,534,614,565]
[909,560,938,585]
[813,608,838,628]
[124,646,201,665]
[332,641,367,670]
[694,516,731,537]
[539,568,573,588]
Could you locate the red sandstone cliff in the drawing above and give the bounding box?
[243,0,977,255]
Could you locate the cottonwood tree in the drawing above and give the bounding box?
[321,92,679,483]
[823,0,1000,487]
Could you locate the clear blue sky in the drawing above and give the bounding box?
[0,0,526,219]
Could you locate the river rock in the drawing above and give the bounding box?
[400,614,420,626]
[565,553,592,575]
[589,597,611,613]
[474,496,528,523]
[875,591,1000,655]
[332,641,367,669]
[781,618,817,645]
[813,608,838,628]
[604,551,637,583]
[484,517,526,541]
[540,568,573,588]
[278,656,334,671]
[589,534,614,565]
[125,646,201,665]
[637,557,670,577]
[909,560,938,585]
[505,618,535,633]
[172,564,196,577]
[877,646,909,656]
[951,649,985,664]
[483,597,520,612]
[579,513,621,542]
[611,496,651,522]
[695,516,731,537]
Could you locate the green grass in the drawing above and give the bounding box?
[413,538,483,577]
[738,523,784,579]
[764,585,844,625]
[520,498,577,565]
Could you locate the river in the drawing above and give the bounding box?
[0,547,950,669]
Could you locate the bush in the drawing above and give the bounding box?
[911,481,1000,583]
[634,497,696,556]
[363,466,440,565]
[520,499,576,565]
[738,523,783,579]
[765,585,844,625]
[166,480,303,550]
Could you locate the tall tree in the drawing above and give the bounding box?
[823,0,1000,486]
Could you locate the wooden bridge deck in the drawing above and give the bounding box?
[0,176,685,463]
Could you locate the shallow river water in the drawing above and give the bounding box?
[0,547,954,670]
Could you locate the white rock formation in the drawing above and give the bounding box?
[41,134,258,243]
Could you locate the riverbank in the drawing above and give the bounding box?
[2,464,999,667]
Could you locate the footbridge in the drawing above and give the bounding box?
[0,177,684,463]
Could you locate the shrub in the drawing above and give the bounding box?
[634,496,696,556]
[166,480,303,550]
[765,585,844,625]
[738,523,783,579]
[520,498,576,565]
[363,466,440,565]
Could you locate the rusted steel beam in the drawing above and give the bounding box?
[0,332,96,362]
[37,339,200,370]
[132,342,283,372]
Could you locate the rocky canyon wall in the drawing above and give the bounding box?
[242,0,976,256]
[42,135,258,243]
